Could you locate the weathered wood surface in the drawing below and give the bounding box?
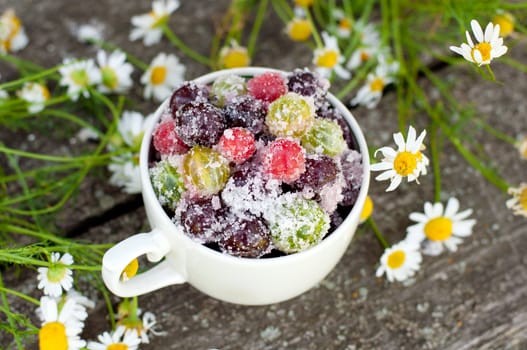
[1,0,527,349]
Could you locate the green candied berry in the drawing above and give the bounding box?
[150,160,186,210]
[301,118,347,156]
[265,194,330,253]
[210,74,247,107]
[266,92,315,138]
[183,146,230,196]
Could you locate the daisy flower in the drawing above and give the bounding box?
[36,289,95,324]
[37,252,74,297]
[492,11,515,38]
[376,240,422,283]
[16,82,50,114]
[370,126,428,192]
[286,17,311,42]
[359,195,374,223]
[59,58,101,101]
[218,40,251,69]
[96,50,134,94]
[0,9,29,53]
[406,197,477,256]
[121,258,139,281]
[333,9,352,38]
[506,183,527,217]
[38,296,86,350]
[87,326,141,350]
[313,32,350,79]
[449,19,508,66]
[350,63,395,109]
[515,136,527,160]
[109,159,142,194]
[116,111,157,150]
[129,0,180,46]
[347,46,381,71]
[73,21,105,44]
[119,308,166,344]
[141,52,186,102]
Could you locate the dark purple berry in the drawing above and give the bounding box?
[219,214,271,258]
[223,95,266,134]
[340,150,363,206]
[169,82,209,116]
[178,197,225,243]
[292,155,338,192]
[175,101,226,147]
[287,68,328,106]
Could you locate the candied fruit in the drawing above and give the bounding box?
[266,92,315,138]
[301,118,346,156]
[178,197,225,243]
[210,75,247,107]
[219,214,271,258]
[265,194,330,253]
[287,68,329,107]
[224,95,266,134]
[175,101,226,147]
[169,82,209,115]
[262,138,305,183]
[152,120,189,155]
[217,127,256,164]
[247,72,287,103]
[149,160,186,210]
[148,68,364,258]
[183,146,230,197]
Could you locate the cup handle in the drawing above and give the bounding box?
[102,228,186,297]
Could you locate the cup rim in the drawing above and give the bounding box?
[140,67,370,265]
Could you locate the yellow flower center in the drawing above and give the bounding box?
[294,0,313,6]
[520,188,527,211]
[287,18,311,42]
[316,49,339,68]
[359,195,373,222]
[39,322,68,350]
[339,18,352,31]
[393,151,418,176]
[150,66,167,85]
[101,66,119,89]
[493,13,514,37]
[221,48,250,69]
[360,51,370,62]
[387,250,406,269]
[108,344,129,350]
[424,216,453,241]
[369,77,384,92]
[471,42,492,62]
[1,11,22,51]
[148,11,168,29]
[40,84,51,100]
[70,69,89,87]
[47,265,67,283]
[121,258,139,280]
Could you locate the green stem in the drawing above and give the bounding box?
[161,25,211,66]
[0,273,26,349]
[367,218,389,248]
[430,121,442,202]
[0,66,61,90]
[0,285,40,306]
[304,6,323,48]
[247,0,269,58]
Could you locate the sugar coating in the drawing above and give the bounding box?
[210,74,247,107]
[266,92,315,138]
[264,193,330,253]
[150,159,186,210]
[183,146,230,197]
[301,118,346,156]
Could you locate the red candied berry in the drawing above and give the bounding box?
[217,127,256,164]
[153,120,189,155]
[262,138,305,183]
[247,72,287,103]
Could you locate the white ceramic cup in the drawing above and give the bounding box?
[102,67,370,305]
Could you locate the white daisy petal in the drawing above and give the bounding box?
[471,19,484,42]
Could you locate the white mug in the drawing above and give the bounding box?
[102,67,370,305]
